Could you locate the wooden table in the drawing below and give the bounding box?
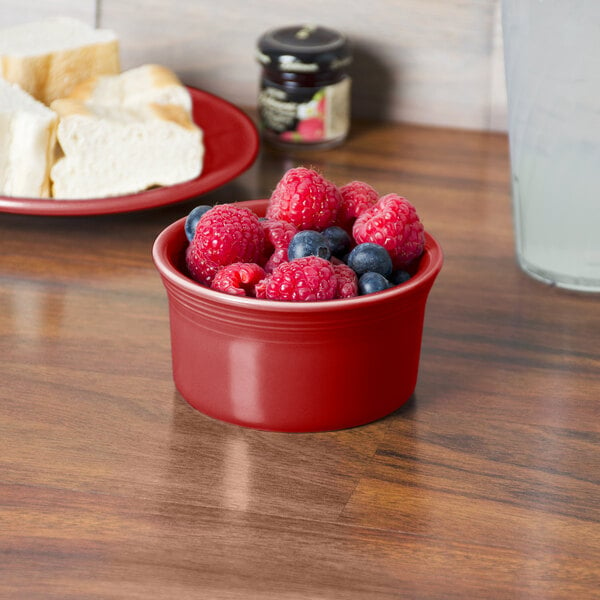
[1,118,599,599]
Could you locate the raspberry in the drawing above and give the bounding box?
[186,204,265,285]
[352,194,425,268]
[337,180,379,229]
[266,167,341,231]
[261,218,297,253]
[333,263,358,299]
[263,248,288,274]
[211,263,266,297]
[260,218,297,273]
[255,256,337,302]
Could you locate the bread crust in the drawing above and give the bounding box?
[1,39,120,105]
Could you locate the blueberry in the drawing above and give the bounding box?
[288,230,332,261]
[390,270,411,285]
[322,226,351,258]
[358,272,391,295]
[347,243,393,277]
[185,204,212,241]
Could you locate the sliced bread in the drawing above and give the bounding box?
[67,64,193,113]
[0,79,57,197]
[0,17,120,106]
[50,98,204,199]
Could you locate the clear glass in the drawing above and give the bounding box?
[502,0,600,292]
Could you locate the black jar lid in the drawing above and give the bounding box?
[257,25,352,73]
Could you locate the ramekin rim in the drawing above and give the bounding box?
[152,202,443,313]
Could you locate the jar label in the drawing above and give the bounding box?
[258,78,351,144]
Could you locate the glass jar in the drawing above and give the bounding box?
[256,24,352,150]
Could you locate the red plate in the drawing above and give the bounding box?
[0,87,259,216]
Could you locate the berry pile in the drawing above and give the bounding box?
[184,167,425,302]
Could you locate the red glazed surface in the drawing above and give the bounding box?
[152,199,443,432]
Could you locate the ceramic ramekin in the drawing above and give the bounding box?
[153,199,443,432]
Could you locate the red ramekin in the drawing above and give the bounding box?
[153,199,443,432]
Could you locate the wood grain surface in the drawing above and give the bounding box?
[1,117,599,599]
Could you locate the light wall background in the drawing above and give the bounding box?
[1,0,508,131]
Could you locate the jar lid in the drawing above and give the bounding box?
[257,25,352,73]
